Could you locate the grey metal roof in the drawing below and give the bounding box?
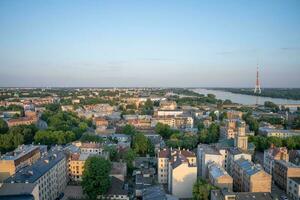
[5,150,66,183]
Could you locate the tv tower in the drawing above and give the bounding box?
[254,66,261,94]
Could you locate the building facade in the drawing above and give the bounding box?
[273,160,300,191]
[232,158,271,193]
[0,145,41,181]
[5,151,67,200]
[263,147,289,175]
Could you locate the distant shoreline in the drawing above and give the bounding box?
[203,88,300,101]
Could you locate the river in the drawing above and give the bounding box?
[192,88,300,105]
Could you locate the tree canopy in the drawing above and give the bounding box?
[0,118,9,134]
[82,156,111,199]
[193,178,217,200]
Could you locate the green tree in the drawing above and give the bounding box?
[122,124,136,136]
[264,101,280,112]
[122,149,136,174]
[193,178,216,200]
[132,132,149,155]
[82,157,111,199]
[141,98,154,115]
[105,146,118,161]
[45,103,60,112]
[219,112,228,121]
[155,123,175,139]
[209,112,217,121]
[0,118,9,134]
[243,112,259,134]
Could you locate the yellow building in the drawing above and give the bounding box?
[68,153,91,182]
[0,145,41,181]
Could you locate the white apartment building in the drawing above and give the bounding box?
[159,150,197,199]
[5,151,67,200]
[168,153,197,199]
[288,177,300,200]
[197,144,226,178]
[263,147,289,175]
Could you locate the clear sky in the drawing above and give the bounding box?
[0,0,299,87]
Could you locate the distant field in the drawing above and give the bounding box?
[211,88,300,100]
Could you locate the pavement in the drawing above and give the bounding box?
[62,185,84,200]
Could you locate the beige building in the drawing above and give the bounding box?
[0,145,41,181]
[4,151,67,200]
[154,109,183,117]
[273,160,300,191]
[93,117,109,128]
[159,100,177,110]
[263,146,289,175]
[152,116,193,129]
[167,151,197,199]
[233,158,271,193]
[157,148,196,185]
[221,119,246,139]
[208,162,233,191]
[226,110,243,120]
[6,116,38,127]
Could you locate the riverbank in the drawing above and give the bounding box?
[209,88,300,100]
[192,88,300,105]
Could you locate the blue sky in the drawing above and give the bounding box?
[0,0,300,87]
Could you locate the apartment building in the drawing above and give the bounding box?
[154,110,183,117]
[68,153,92,182]
[93,117,109,128]
[157,148,196,185]
[259,127,300,138]
[197,144,226,178]
[5,151,67,200]
[273,160,300,191]
[0,145,41,181]
[287,177,300,200]
[227,148,252,176]
[152,116,193,129]
[159,100,177,110]
[208,162,233,191]
[73,141,107,158]
[220,120,246,139]
[6,116,38,127]
[263,147,289,175]
[167,151,197,199]
[290,150,300,166]
[232,158,271,193]
[226,110,243,120]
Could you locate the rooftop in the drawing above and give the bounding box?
[106,177,127,196]
[208,162,230,179]
[235,158,263,176]
[5,151,66,183]
[142,186,167,200]
[1,145,39,161]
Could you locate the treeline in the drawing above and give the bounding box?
[0,124,37,153]
[0,104,92,153]
[249,135,300,152]
[218,88,300,100]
